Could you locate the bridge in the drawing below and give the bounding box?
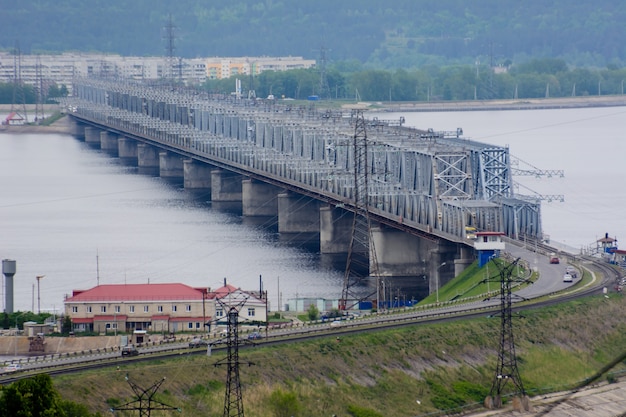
[60,78,542,303]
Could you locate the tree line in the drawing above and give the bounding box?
[204,58,626,102]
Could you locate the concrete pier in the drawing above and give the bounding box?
[137,143,159,175]
[211,169,242,203]
[84,126,101,147]
[159,151,184,180]
[242,179,280,217]
[183,159,212,195]
[118,136,138,164]
[371,224,431,277]
[100,131,118,155]
[320,205,355,254]
[278,192,320,243]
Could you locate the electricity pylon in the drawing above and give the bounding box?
[340,110,382,310]
[110,374,180,416]
[484,258,531,411]
[214,297,255,417]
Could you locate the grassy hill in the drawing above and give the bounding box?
[51,292,626,416]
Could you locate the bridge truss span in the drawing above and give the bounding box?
[62,78,541,243]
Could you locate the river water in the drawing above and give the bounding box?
[1,106,624,312]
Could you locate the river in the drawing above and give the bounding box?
[1,106,624,312]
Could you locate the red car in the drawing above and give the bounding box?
[550,256,560,264]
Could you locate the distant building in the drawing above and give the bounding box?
[63,281,267,334]
[474,231,506,267]
[212,283,267,326]
[3,112,25,125]
[0,52,316,92]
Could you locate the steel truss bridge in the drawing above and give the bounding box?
[62,78,542,246]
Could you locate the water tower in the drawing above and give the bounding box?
[2,259,16,313]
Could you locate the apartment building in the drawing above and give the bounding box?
[64,282,267,334]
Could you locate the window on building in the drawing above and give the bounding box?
[115,305,121,313]
[106,323,111,329]
[216,309,223,317]
[129,305,135,313]
[158,306,163,313]
[87,306,92,313]
[196,322,200,329]
[72,306,78,313]
[188,322,193,329]
[101,306,107,313]
[247,308,255,317]
[186,305,191,312]
[144,306,149,313]
[172,305,177,312]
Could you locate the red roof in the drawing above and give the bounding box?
[72,318,94,324]
[65,283,206,303]
[212,284,241,299]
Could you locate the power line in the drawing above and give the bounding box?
[110,374,181,416]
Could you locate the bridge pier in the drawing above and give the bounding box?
[68,118,85,139]
[319,205,356,254]
[84,126,101,147]
[183,159,212,196]
[100,131,118,155]
[118,136,138,165]
[454,245,475,276]
[277,192,321,245]
[137,143,159,176]
[159,151,184,181]
[371,224,432,277]
[242,179,280,216]
[211,169,242,212]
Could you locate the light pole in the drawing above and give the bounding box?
[436,262,447,304]
[36,275,45,314]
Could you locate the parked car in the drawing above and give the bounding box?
[2,363,21,373]
[329,320,342,328]
[121,345,139,356]
[563,273,573,283]
[247,332,263,340]
[189,338,209,348]
[550,256,560,264]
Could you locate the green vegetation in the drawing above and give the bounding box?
[48,294,626,416]
[2,1,625,69]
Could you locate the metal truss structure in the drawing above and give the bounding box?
[62,78,547,241]
[111,375,180,416]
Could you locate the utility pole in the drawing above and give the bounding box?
[484,258,531,411]
[36,275,45,314]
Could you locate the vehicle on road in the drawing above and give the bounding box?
[121,345,139,356]
[2,363,21,373]
[550,256,560,264]
[566,266,578,278]
[563,273,573,283]
[247,332,263,340]
[189,338,209,348]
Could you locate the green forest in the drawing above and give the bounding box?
[1,0,625,69]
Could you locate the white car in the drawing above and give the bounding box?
[330,320,342,328]
[563,273,573,283]
[3,363,21,373]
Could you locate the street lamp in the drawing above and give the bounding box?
[36,275,45,314]
[436,262,447,304]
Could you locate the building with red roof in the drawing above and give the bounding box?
[64,283,212,335]
[64,281,267,335]
[3,112,26,126]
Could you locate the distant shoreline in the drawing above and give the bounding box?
[2,96,625,136]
